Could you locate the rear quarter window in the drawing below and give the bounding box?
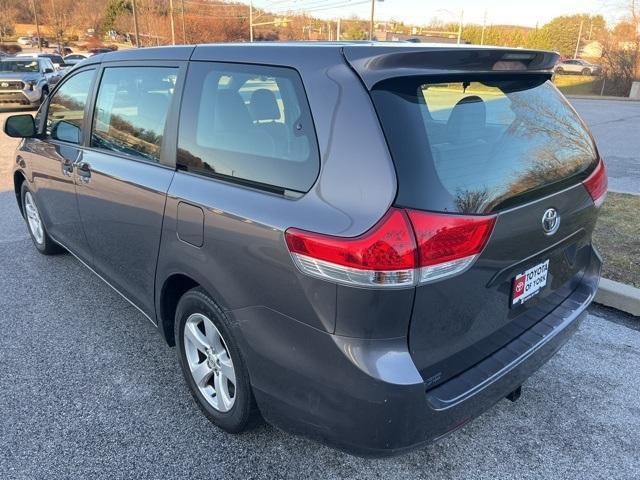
[177,62,319,194]
[371,76,598,213]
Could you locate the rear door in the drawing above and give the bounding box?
[74,61,185,318]
[369,71,603,388]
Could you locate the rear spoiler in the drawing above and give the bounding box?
[342,45,560,89]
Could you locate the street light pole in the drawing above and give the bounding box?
[180,0,187,43]
[249,0,254,42]
[457,9,464,44]
[369,0,375,40]
[31,0,42,52]
[169,0,176,45]
[574,18,584,58]
[132,0,140,47]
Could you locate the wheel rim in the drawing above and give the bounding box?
[24,191,44,245]
[183,313,236,412]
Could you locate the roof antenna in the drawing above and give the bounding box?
[463,81,470,93]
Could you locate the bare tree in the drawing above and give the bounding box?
[601,0,640,95]
[0,0,19,44]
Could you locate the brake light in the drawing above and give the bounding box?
[285,208,417,288]
[285,208,496,288]
[583,160,607,208]
[407,210,496,284]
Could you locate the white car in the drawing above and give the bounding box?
[17,36,32,46]
[63,53,90,66]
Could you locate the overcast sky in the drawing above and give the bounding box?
[249,0,622,28]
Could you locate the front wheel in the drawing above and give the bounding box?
[582,68,591,76]
[21,182,64,255]
[555,67,564,74]
[175,287,258,433]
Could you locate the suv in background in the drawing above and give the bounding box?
[4,43,606,456]
[555,58,602,75]
[0,57,60,107]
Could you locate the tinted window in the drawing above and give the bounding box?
[91,67,176,162]
[178,62,319,193]
[372,76,598,213]
[46,69,95,144]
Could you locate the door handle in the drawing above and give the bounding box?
[62,158,74,176]
[76,161,91,183]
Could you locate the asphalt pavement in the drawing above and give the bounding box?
[571,98,640,194]
[1,101,639,479]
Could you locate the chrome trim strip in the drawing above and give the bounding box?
[50,235,158,327]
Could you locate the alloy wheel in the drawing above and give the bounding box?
[183,313,237,412]
[24,191,44,245]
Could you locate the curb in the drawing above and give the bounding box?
[567,94,640,102]
[595,278,640,317]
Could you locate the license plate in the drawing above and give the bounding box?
[512,259,549,305]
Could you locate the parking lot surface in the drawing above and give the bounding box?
[1,105,639,479]
[571,98,640,194]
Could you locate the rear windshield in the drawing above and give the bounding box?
[371,75,598,213]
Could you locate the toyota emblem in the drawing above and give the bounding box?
[0,82,8,88]
[542,208,560,235]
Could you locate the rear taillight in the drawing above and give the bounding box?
[407,210,496,284]
[583,160,607,208]
[285,208,496,288]
[285,209,417,288]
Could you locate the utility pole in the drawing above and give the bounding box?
[337,18,341,41]
[132,0,140,47]
[369,0,375,40]
[31,0,42,52]
[180,0,187,43]
[480,10,487,45]
[457,9,463,45]
[169,0,176,45]
[249,0,254,42]
[574,18,584,58]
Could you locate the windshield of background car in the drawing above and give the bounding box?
[0,60,39,73]
[371,75,598,213]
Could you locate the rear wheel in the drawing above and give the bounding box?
[175,287,257,433]
[582,68,591,76]
[21,182,64,255]
[555,67,564,74]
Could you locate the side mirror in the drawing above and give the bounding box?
[44,67,54,74]
[4,114,36,138]
[51,120,80,144]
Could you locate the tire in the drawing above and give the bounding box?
[582,68,591,76]
[20,182,65,255]
[555,67,564,74]
[175,287,257,433]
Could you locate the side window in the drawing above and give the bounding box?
[90,67,177,162]
[178,62,319,193]
[46,69,95,144]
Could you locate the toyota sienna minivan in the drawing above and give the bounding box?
[4,43,606,456]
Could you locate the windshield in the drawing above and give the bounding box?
[0,60,39,73]
[371,75,598,214]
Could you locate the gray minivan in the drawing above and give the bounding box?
[4,43,607,456]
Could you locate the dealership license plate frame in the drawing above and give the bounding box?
[511,259,550,306]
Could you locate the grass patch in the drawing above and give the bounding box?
[593,192,640,288]
[553,75,604,95]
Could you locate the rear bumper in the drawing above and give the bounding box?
[235,247,600,457]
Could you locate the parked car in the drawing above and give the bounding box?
[88,47,117,55]
[30,37,49,48]
[63,53,89,66]
[555,58,602,75]
[0,57,60,107]
[17,36,32,46]
[3,44,607,456]
[16,53,68,71]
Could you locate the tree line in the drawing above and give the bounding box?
[0,0,637,94]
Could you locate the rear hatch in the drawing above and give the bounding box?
[345,46,606,389]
